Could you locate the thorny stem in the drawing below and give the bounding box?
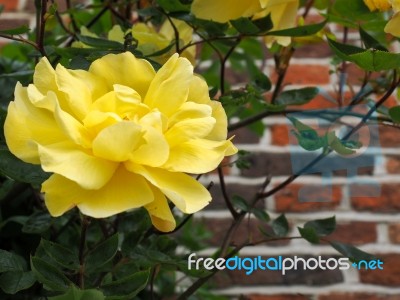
[218,166,239,219]
[78,216,91,289]
[36,0,48,57]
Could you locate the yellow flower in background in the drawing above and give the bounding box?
[131,18,196,65]
[4,53,237,232]
[255,0,299,47]
[364,0,400,37]
[190,0,299,47]
[73,19,195,65]
[190,0,264,23]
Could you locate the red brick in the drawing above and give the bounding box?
[271,64,330,86]
[326,222,377,245]
[389,224,400,244]
[274,184,342,213]
[231,126,260,144]
[271,125,289,146]
[379,126,400,147]
[201,218,290,247]
[351,184,400,212]
[0,0,19,11]
[386,156,400,174]
[319,293,400,300]
[0,18,30,31]
[245,295,309,300]
[359,254,400,286]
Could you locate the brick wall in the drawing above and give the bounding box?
[1,2,400,299]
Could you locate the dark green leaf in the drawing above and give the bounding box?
[0,25,30,35]
[231,195,249,211]
[76,35,124,50]
[304,216,336,236]
[0,271,36,294]
[251,13,273,33]
[0,149,50,187]
[389,106,400,123]
[328,39,400,71]
[41,239,79,270]
[22,211,52,234]
[193,18,229,37]
[330,241,376,262]
[266,21,326,37]
[275,87,319,106]
[359,27,387,51]
[298,227,320,244]
[231,17,262,35]
[156,0,190,12]
[272,214,289,237]
[252,209,270,222]
[0,250,25,272]
[101,270,149,299]
[31,256,74,292]
[49,286,105,300]
[85,234,119,271]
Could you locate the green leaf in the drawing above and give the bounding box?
[252,209,270,222]
[389,106,400,123]
[101,270,149,300]
[330,241,376,262]
[0,149,50,187]
[272,214,289,237]
[298,227,320,244]
[40,240,79,270]
[31,256,74,292]
[0,271,36,294]
[328,39,400,71]
[289,117,324,151]
[231,17,263,35]
[156,0,190,12]
[85,234,119,272]
[76,35,124,50]
[327,132,356,155]
[266,21,326,37]
[22,211,52,234]
[0,25,30,35]
[0,250,25,272]
[359,27,387,51]
[231,195,249,211]
[304,216,336,236]
[275,87,319,106]
[49,286,105,300]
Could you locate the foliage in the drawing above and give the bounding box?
[0,0,399,298]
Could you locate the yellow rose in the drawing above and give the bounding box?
[190,0,299,47]
[363,0,391,11]
[131,19,196,65]
[364,0,400,37]
[4,53,237,232]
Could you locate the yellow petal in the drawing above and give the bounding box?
[92,121,143,161]
[38,141,118,189]
[4,83,66,164]
[108,25,125,42]
[77,166,154,217]
[144,54,193,116]
[206,101,228,140]
[168,101,212,128]
[89,52,156,98]
[145,186,176,232]
[42,166,154,218]
[191,0,262,22]
[165,117,216,147]
[55,65,95,119]
[162,139,237,173]
[41,174,85,216]
[125,164,211,214]
[33,57,58,95]
[385,12,400,37]
[188,75,211,104]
